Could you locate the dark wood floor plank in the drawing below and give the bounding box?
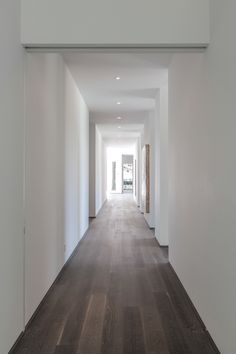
[123,306,146,354]
[54,345,77,354]
[147,266,167,293]
[183,330,220,354]
[100,270,124,354]
[141,306,169,354]
[12,195,219,354]
[39,320,66,354]
[159,263,204,332]
[59,295,90,345]
[100,296,115,354]
[136,269,156,307]
[154,291,191,354]
[77,294,106,354]
[100,295,123,354]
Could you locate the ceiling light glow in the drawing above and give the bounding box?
[115,76,121,80]
[117,101,121,105]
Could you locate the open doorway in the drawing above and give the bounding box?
[24,51,169,329]
[106,144,137,197]
[122,155,133,193]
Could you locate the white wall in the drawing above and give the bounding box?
[142,113,155,228]
[89,123,96,217]
[0,1,24,353]
[95,127,107,214]
[168,1,236,352]
[137,138,142,208]
[64,65,89,260]
[89,124,107,217]
[25,53,89,323]
[133,140,140,205]
[21,0,210,47]
[25,53,65,322]
[155,86,169,246]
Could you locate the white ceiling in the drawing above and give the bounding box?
[89,111,148,125]
[97,123,143,149]
[63,52,171,146]
[97,123,143,138]
[63,52,171,113]
[104,138,138,149]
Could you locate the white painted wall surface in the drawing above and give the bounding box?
[21,0,210,47]
[169,1,236,352]
[142,113,155,228]
[89,123,96,217]
[25,53,89,323]
[155,86,169,246]
[0,1,24,353]
[25,53,65,323]
[137,139,142,208]
[76,88,89,240]
[95,127,107,214]
[64,65,89,259]
[133,140,140,206]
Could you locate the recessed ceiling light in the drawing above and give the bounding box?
[115,76,121,80]
[116,116,122,120]
[117,101,121,105]
[118,126,121,129]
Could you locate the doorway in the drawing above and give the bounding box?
[122,155,133,193]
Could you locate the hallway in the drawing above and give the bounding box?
[13,195,218,354]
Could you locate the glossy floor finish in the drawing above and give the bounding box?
[13,195,219,354]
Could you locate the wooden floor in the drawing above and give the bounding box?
[13,195,219,354]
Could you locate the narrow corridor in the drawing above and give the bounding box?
[13,195,218,354]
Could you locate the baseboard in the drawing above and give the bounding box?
[9,226,89,353]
